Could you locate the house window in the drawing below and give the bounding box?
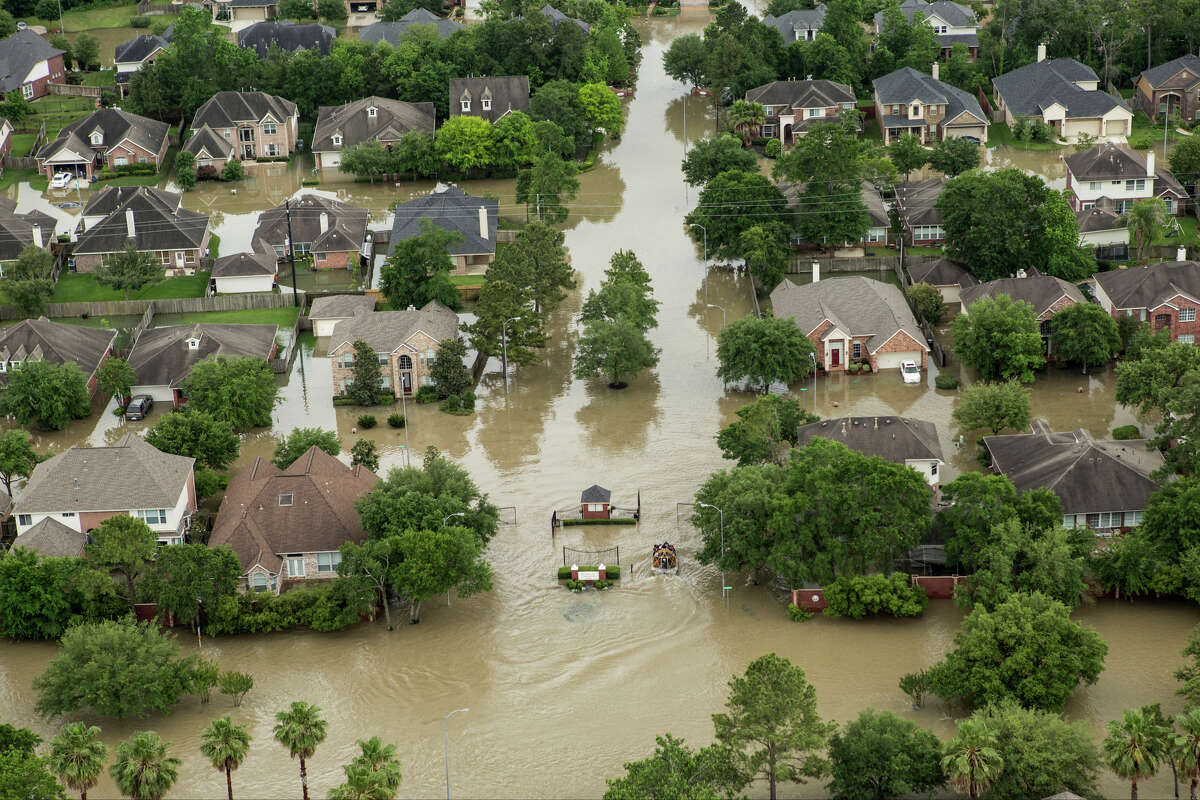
[377,353,388,365]
[239,128,254,142]
[266,143,280,157]
[930,462,938,475]
[251,572,270,592]
[0,362,7,373]
[332,135,342,146]
[337,352,354,368]
[586,503,605,512]
[762,124,777,138]
[294,242,311,255]
[1081,201,1095,209]
[22,83,33,99]
[807,108,822,118]
[1088,181,1101,191]
[223,129,231,139]
[17,514,31,526]
[1179,334,1195,344]
[9,360,19,368]
[316,552,341,573]
[398,354,412,369]
[865,228,885,242]
[160,251,171,265]
[279,493,293,506]
[136,509,167,525]
[1062,514,1076,529]
[287,556,305,577]
[933,24,947,33]
[1086,512,1121,529]
[315,252,326,262]
[273,245,285,257]
[61,512,75,518]
[482,98,491,111]
[852,342,862,359]
[113,156,128,167]
[367,107,376,118]
[1180,309,1196,322]
[263,122,277,134]
[913,225,944,240]
[157,535,183,546]
[1125,178,1146,191]
[1124,510,1144,527]
[460,100,471,112]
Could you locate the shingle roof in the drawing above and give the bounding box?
[449,76,530,123]
[908,257,978,288]
[73,186,209,256]
[992,58,1129,118]
[895,177,947,227]
[0,205,56,261]
[128,323,277,388]
[236,22,335,56]
[14,434,194,515]
[328,300,458,353]
[983,421,1163,515]
[862,180,888,228]
[308,293,376,320]
[937,32,978,48]
[1064,143,1149,181]
[763,5,826,43]
[82,185,180,219]
[1076,205,1124,233]
[209,446,380,574]
[212,251,276,278]
[1091,261,1200,310]
[389,184,497,257]
[360,8,462,42]
[874,0,976,29]
[13,517,86,558]
[959,274,1084,318]
[0,317,115,387]
[38,108,170,164]
[114,34,169,65]
[1155,167,1188,199]
[540,5,589,32]
[580,484,610,503]
[312,96,435,153]
[1139,54,1200,89]
[745,79,855,109]
[252,194,369,255]
[795,416,944,465]
[0,30,64,95]
[183,125,235,161]
[770,276,929,353]
[873,68,987,127]
[191,91,296,131]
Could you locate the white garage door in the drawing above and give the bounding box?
[322,151,341,168]
[875,351,919,370]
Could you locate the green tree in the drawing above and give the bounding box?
[604,734,735,800]
[350,438,380,473]
[712,652,834,800]
[378,219,461,311]
[716,315,815,392]
[317,0,347,19]
[181,356,279,430]
[952,381,1032,435]
[34,618,201,719]
[941,718,1004,800]
[662,33,708,87]
[337,537,402,630]
[528,79,589,145]
[200,716,251,800]
[0,747,63,800]
[681,134,758,186]
[716,393,817,466]
[379,0,440,19]
[907,282,945,325]
[144,410,239,470]
[218,672,254,707]
[435,115,494,173]
[953,294,1046,382]
[1173,707,1200,800]
[889,133,927,179]
[72,34,99,70]
[98,244,161,300]
[738,224,790,290]
[48,723,107,800]
[928,136,981,176]
[96,356,136,407]
[430,337,471,398]
[390,525,493,623]
[140,544,241,626]
[110,732,180,800]
[0,428,39,495]
[0,89,30,125]
[957,518,1088,610]
[347,339,383,406]
[579,250,659,332]
[578,82,623,137]
[772,116,869,247]
[486,222,574,314]
[686,169,793,259]
[1116,340,1200,475]
[0,359,91,431]
[1104,707,1172,800]
[728,99,765,146]
[5,243,55,316]
[1170,136,1200,184]
[337,737,401,797]
[573,316,659,388]
[174,149,196,190]
[1179,628,1200,710]
[827,709,944,800]
[222,159,244,182]
[272,427,341,468]
[9,244,54,280]
[338,141,393,182]
[0,551,123,641]
[1128,197,1171,261]
[1051,301,1122,373]
[273,702,328,800]
[87,515,157,608]
[515,150,580,224]
[463,278,547,372]
[279,0,312,19]
[531,120,573,159]
[489,111,536,174]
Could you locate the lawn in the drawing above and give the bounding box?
[165,307,302,327]
[22,3,141,30]
[25,95,100,140]
[80,70,117,87]
[1152,215,1199,247]
[1129,110,1183,150]
[865,245,942,257]
[987,122,1064,151]
[0,169,46,191]
[10,132,38,157]
[50,272,212,303]
[449,274,487,287]
[92,173,163,187]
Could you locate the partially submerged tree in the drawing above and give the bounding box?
[97,357,137,408]
[952,381,1032,435]
[378,219,461,311]
[273,702,328,800]
[144,410,240,470]
[86,515,158,608]
[181,356,279,430]
[952,294,1046,382]
[0,360,91,431]
[110,732,180,800]
[716,316,814,392]
[346,339,384,407]
[716,394,817,466]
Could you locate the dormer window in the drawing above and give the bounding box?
[279,493,293,506]
[482,98,491,111]
[332,134,342,146]
[367,106,377,118]
[89,130,103,146]
[461,99,471,112]
[186,337,200,350]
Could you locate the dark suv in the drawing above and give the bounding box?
[124,395,153,421]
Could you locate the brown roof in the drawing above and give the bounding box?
[0,317,115,387]
[449,76,530,123]
[1091,261,1200,311]
[252,194,369,255]
[959,273,1084,318]
[209,446,379,573]
[312,96,435,153]
[908,257,978,288]
[328,300,459,353]
[212,251,276,278]
[796,416,944,464]
[895,177,947,227]
[308,293,376,320]
[128,323,277,388]
[769,276,928,354]
[13,517,85,558]
[1064,143,1150,182]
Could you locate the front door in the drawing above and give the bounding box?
[174,251,185,268]
[830,345,841,367]
[243,144,254,158]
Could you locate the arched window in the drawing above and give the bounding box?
[398,354,412,369]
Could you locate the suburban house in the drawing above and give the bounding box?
[328,301,459,398]
[0,317,116,396]
[0,30,65,101]
[237,22,335,57]
[360,9,462,44]
[745,79,856,143]
[311,96,436,169]
[12,518,87,558]
[209,446,380,594]
[983,420,1163,535]
[182,126,235,172]
[762,5,825,43]
[894,177,947,245]
[220,0,280,25]
[12,435,197,546]
[36,108,171,181]
[770,275,930,372]
[252,194,370,269]
[540,4,589,32]
[113,33,170,95]
[187,91,299,166]
[1135,54,1200,123]
[72,186,210,275]
[210,252,276,294]
[127,323,278,405]
[862,181,889,247]
[872,64,988,145]
[992,47,1132,143]
[1076,201,1130,249]
[449,76,530,123]
[959,271,1085,351]
[795,415,946,498]
[873,0,979,60]
[908,256,977,305]
[389,184,498,275]
[308,294,377,337]
[1090,260,1200,343]
[0,196,55,265]
[1064,143,1187,215]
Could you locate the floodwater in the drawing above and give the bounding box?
[2,12,1198,800]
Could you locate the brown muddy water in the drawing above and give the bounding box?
[2,13,1198,800]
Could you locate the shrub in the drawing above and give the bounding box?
[301,178,319,186]
[205,583,369,635]
[934,373,959,390]
[196,165,220,181]
[557,565,621,580]
[822,573,928,619]
[847,362,860,374]
[217,671,253,706]
[439,394,474,415]
[1112,424,1140,440]
[130,14,151,26]
[765,138,782,159]
[560,517,638,526]
[222,159,244,182]
[387,413,406,428]
[899,668,932,708]
[356,414,377,429]
[414,385,439,404]
[565,579,583,592]
[595,579,613,590]
[788,604,813,622]
[860,362,872,373]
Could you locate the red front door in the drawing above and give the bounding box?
[830,347,840,367]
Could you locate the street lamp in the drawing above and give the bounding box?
[442,512,466,607]
[689,223,708,297]
[706,303,726,330]
[444,707,469,800]
[697,502,726,599]
[501,316,521,394]
[808,351,817,415]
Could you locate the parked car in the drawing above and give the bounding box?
[124,394,153,420]
[49,172,73,190]
[900,361,921,384]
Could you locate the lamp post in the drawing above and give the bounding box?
[689,223,708,296]
[443,707,469,800]
[697,502,726,599]
[501,316,521,394]
[442,512,466,607]
[706,303,726,330]
[808,351,817,414]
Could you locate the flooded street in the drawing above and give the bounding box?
[1,13,1198,800]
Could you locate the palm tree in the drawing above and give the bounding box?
[349,737,401,795]
[1126,197,1170,260]
[328,765,393,800]
[1104,706,1172,800]
[200,716,251,800]
[1175,708,1200,800]
[941,718,1004,800]
[273,701,328,800]
[728,100,766,147]
[48,722,108,800]
[110,732,181,800]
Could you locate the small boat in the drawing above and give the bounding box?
[650,542,679,575]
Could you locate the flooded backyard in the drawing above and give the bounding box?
[0,12,1197,800]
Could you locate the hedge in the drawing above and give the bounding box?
[934,374,959,390]
[560,517,637,526]
[1112,425,1140,440]
[205,582,371,635]
[557,565,621,580]
[822,573,928,619]
[331,392,395,407]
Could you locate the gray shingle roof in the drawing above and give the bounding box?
[252,194,369,255]
[1064,143,1149,181]
[874,0,976,29]
[312,96,435,153]
[580,484,610,503]
[763,5,826,43]
[540,5,589,32]
[389,184,498,257]
[908,257,978,287]
[862,180,888,228]
[82,185,180,219]
[938,32,978,49]
[895,177,947,227]
[38,108,170,164]
[114,34,169,65]
[1092,261,1200,310]
[796,416,944,464]
[983,421,1162,516]
[308,293,376,320]
[183,125,235,161]
[449,76,530,123]
[1076,205,1123,233]
[328,300,458,353]
[992,58,1129,118]
[0,205,56,261]
[128,323,277,388]
[874,67,987,126]
[0,30,64,95]
[770,276,929,354]
[13,517,86,557]
[14,434,194,515]
[237,22,335,56]
[190,91,296,131]
[73,186,209,256]
[212,251,276,278]
[1155,167,1188,199]
[0,317,115,387]
[745,79,854,109]
[360,8,463,42]
[959,274,1084,318]
[1139,55,1200,89]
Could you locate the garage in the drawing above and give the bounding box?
[875,351,923,371]
[319,151,341,168]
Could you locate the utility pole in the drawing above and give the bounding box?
[284,197,299,308]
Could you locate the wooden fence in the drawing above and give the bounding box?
[46,83,102,99]
[130,304,156,349]
[0,292,295,321]
[4,120,46,169]
[270,313,303,374]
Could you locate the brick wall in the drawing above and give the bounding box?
[1149,294,1200,342]
[312,249,356,270]
[331,332,444,398]
[80,509,123,532]
[791,587,828,611]
[1039,293,1079,322]
[870,329,928,370]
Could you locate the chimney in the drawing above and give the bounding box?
[1178,246,1187,261]
[931,61,939,81]
[31,224,42,249]
[125,208,135,239]
[873,417,878,430]
[1146,150,1155,178]
[811,260,820,283]
[478,206,488,240]
[319,211,329,233]
[1037,43,1046,62]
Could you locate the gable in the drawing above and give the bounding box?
[869,328,928,354]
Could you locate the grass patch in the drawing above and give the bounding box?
[1129,110,1183,150]
[165,307,301,327]
[986,121,1064,151]
[24,3,141,29]
[1151,215,1199,247]
[25,95,100,140]
[560,517,637,526]
[10,133,38,157]
[51,272,211,302]
[448,274,486,287]
[80,70,117,87]
[862,117,883,145]
[208,232,221,260]
[93,173,162,187]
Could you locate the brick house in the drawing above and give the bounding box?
[127,323,278,405]
[450,76,530,123]
[186,91,299,168]
[72,186,210,274]
[209,446,380,594]
[1090,261,1200,344]
[983,420,1163,536]
[0,30,66,101]
[770,275,929,373]
[36,108,170,181]
[252,194,369,270]
[745,79,856,144]
[311,96,436,170]
[894,177,947,245]
[1135,54,1200,123]
[873,64,988,145]
[873,0,979,60]
[328,301,459,398]
[0,317,116,397]
[389,185,498,275]
[114,33,170,96]
[796,416,946,498]
[12,435,197,546]
[908,257,977,305]
[959,271,1085,354]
